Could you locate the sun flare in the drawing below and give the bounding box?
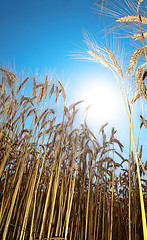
[81,83,119,124]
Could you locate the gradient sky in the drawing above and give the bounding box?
[0,0,147,159]
[0,0,100,71]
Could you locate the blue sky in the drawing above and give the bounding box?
[0,0,147,159]
[0,0,99,71]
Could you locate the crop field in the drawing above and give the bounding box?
[0,0,147,240]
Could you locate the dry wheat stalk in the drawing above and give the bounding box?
[36,83,44,88]
[20,95,26,105]
[6,74,14,97]
[88,50,112,69]
[4,95,10,103]
[69,100,84,111]
[41,111,49,124]
[49,84,55,98]
[19,129,30,139]
[33,77,36,98]
[138,0,144,5]
[37,86,44,106]
[1,52,147,240]
[140,115,147,128]
[22,97,35,108]
[26,108,36,118]
[4,98,14,117]
[55,86,60,103]
[0,68,17,82]
[105,47,123,79]
[11,115,21,128]
[34,111,38,124]
[127,47,144,75]
[16,77,29,95]
[10,101,18,122]
[136,64,147,99]
[37,109,48,124]
[41,120,49,130]
[43,75,48,101]
[58,80,66,102]
[1,77,6,96]
[21,105,32,116]
[117,15,147,24]
[132,31,147,39]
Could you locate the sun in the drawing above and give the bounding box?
[81,82,119,124]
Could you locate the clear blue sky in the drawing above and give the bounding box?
[0,0,100,72]
[0,0,147,159]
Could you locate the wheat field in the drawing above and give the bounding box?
[0,0,147,239]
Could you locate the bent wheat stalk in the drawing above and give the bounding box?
[88,46,147,240]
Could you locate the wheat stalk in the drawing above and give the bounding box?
[117,15,147,24]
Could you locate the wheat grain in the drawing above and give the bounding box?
[4,98,14,117]
[34,111,38,124]
[55,86,60,103]
[138,0,144,5]
[117,15,147,24]
[69,100,84,111]
[26,108,36,118]
[127,47,144,75]
[43,75,48,101]
[33,77,36,98]
[105,47,123,79]
[58,80,66,102]
[49,84,55,98]
[37,109,48,124]
[1,77,6,96]
[36,83,44,88]
[41,111,49,124]
[37,87,44,106]
[0,68,17,82]
[16,77,29,95]
[41,120,49,130]
[21,105,32,116]
[132,31,147,39]
[88,50,112,69]
[140,115,147,127]
[136,64,147,99]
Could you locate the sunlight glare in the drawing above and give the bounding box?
[82,83,119,124]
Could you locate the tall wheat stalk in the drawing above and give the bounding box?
[88,1,147,238]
